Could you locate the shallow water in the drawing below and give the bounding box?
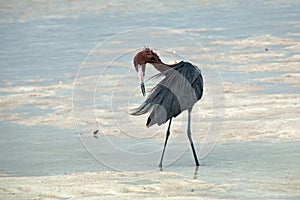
[0,121,299,198]
[170,142,300,199]
[1,0,300,199]
[0,121,102,176]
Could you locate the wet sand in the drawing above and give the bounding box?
[1,76,299,143]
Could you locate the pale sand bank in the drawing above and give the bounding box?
[0,171,226,200]
[1,167,299,200]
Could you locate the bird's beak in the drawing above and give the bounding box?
[137,64,146,96]
[141,83,146,97]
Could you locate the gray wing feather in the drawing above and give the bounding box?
[131,62,203,127]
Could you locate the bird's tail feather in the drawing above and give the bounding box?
[130,84,180,127]
[130,102,152,116]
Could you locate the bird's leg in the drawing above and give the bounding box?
[159,118,172,168]
[187,110,200,166]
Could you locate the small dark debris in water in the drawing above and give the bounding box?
[93,130,99,138]
[191,189,194,192]
[265,48,268,51]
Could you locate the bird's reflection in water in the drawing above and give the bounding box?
[93,130,99,139]
[158,165,200,179]
[193,166,199,179]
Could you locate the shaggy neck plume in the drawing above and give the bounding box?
[151,59,178,72]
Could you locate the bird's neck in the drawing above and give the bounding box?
[151,61,177,72]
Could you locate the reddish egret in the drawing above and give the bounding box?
[131,47,203,167]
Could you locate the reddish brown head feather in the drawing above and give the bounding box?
[133,47,161,70]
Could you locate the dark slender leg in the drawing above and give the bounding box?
[159,118,172,168]
[187,110,200,166]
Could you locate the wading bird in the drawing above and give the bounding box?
[131,47,203,167]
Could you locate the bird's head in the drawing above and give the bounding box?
[133,47,160,96]
[134,47,160,66]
